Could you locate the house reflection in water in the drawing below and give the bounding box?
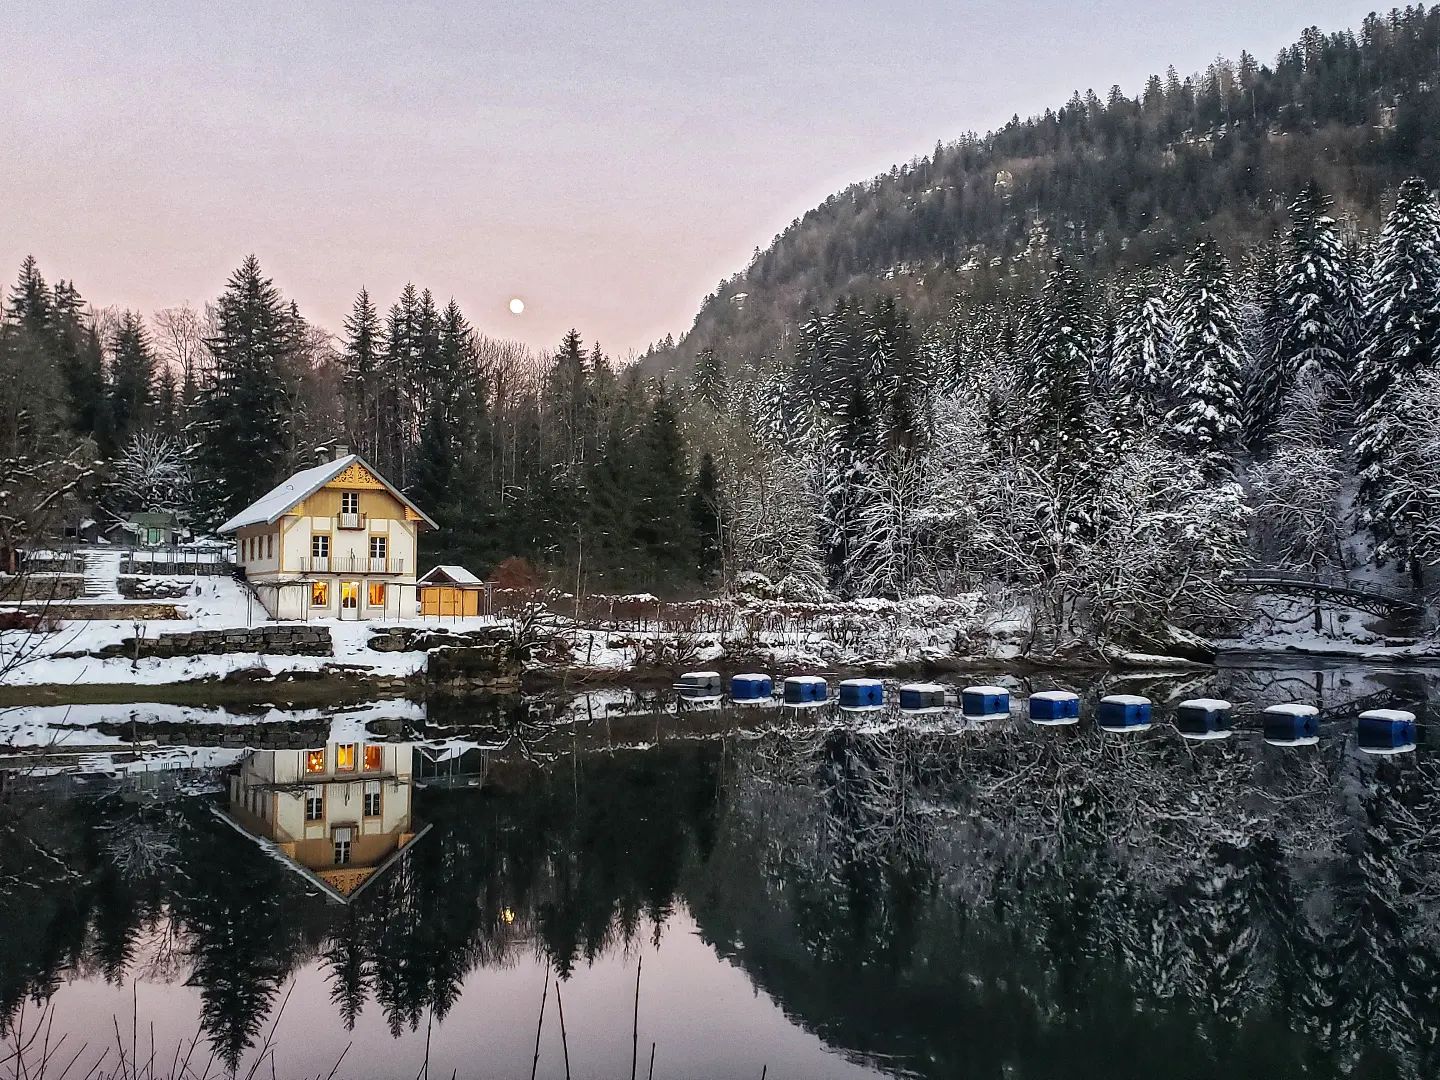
[220,741,429,903]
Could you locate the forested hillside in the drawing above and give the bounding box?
[657,6,1440,373]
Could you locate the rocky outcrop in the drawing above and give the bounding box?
[424,642,523,694]
[367,625,513,652]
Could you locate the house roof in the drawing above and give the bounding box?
[217,454,438,533]
[417,564,484,587]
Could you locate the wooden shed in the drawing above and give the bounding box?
[417,565,486,617]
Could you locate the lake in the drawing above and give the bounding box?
[3,659,1438,1079]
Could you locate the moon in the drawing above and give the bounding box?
[509,297,525,315]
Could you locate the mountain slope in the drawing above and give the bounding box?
[658,7,1440,373]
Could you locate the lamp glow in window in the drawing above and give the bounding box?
[368,582,386,607]
[363,744,382,771]
[311,581,329,607]
[336,743,357,772]
[305,749,326,774]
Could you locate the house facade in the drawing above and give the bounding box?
[218,448,437,620]
[224,742,422,902]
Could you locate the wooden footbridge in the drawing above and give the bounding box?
[1228,569,1424,618]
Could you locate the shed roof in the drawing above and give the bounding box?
[217,454,437,533]
[417,564,484,587]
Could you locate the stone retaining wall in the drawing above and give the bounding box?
[93,624,333,659]
[0,574,84,601]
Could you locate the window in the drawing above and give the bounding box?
[341,581,359,610]
[311,534,329,558]
[310,581,329,607]
[341,491,359,514]
[333,839,352,865]
[363,781,381,817]
[147,528,161,545]
[368,582,386,608]
[305,786,323,821]
[369,536,387,560]
[305,749,326,774]
[335,743,357,772]
[267,535,274,560]
[363,744,383,772]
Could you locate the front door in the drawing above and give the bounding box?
[341,580,359,618]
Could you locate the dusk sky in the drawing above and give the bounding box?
[3,1,1380,357]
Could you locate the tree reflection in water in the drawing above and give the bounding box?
[2,716,1439,1078]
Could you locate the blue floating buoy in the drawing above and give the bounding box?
[678,670,722,701]
[1029,690,1080,725]
[1263,704,1320,747]
[838,678,885,712]
[730,673,773,704]
[962,685,1009,719]
[1098,694,1153,732]
[1358,708,1418,755]
[898,683,947,713]
[783,675,829,707]
[1174,698,1234,741]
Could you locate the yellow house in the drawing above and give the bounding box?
[218,447,437,620]
[221,742,429,903]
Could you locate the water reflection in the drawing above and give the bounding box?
[220,742,427,903]
[2,663,1440,1077]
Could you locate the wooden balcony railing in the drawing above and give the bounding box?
[301,555,405,575]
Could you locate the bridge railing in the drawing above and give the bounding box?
[1229,567,1419,607]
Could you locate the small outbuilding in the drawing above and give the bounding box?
[417,565,487,617]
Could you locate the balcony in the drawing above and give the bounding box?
[337,512,366,530]
[301,555,405,575]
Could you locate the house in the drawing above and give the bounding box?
[221,742,429,903]
[217,447,437,620]
[417,564,489,617]
[118,511,183,547]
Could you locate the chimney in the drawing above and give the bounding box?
[334,441,351,461]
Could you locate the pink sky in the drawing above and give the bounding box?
[2,1,1377,357]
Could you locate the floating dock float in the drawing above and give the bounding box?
[1263,703,1320,747]
[898,683,948,714]
[1098,694,1153,732]
[677,670,723,702]
[1029,690,1081,726]
[730,673,774,704]
[782,675,830,708]
[1357,708,1418,755]
[838,678,885,712]
[962,685,1009,720]
[1174,698,1234,741]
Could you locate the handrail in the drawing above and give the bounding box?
[1229,568,1421,609]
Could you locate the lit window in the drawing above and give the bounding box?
[311,581,329,607]
[335,743,356,772]
[312,534,329,558]
[368,582,386,607]
[305,749,326,774]
[341,581,358,610]
[363,781,381,817]
[333,839,352,865]
[369,536,387,560]
[342,491,359,514]
[305,786,323,821]
[363,744,383,772]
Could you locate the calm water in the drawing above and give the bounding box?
[4,660,1440,1079]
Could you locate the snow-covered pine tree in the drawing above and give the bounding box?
[1109,271,1174,428]
[692,347,727,411]
[822,381,876,597]
[1019,258,1097,475]
[1352,177,1440,558]
[192,255,297,528]
[1166,236,1246,477]
[1249,183,1361,457]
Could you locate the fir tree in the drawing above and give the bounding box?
[1021,259,1097,473]
[108,309,156,448]
[1353,177,1440,559]
[1167,237,1246,476]
[633,385,694,584]
[692,347,727,411]
[689,451,725,585]
[341,288,383,461]
[1110,272,1174,427]
[193,255,296,528]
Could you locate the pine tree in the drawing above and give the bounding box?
[822,382,876,597]
[1110,272,1174,426]
[1353,178,1440,558]
[193,255,296,528]
[634,385,694,585]
[108,310,157,448]
[341,288,383,461]
[380,285,420,482]
[1250,183,1360,456]
[51,280,105,440]
[1021,259,1097,474]
[692,347,727,411]
[1167,237,1246,476]
[689,451,725,585]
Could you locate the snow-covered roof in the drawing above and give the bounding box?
[416,564,484,587]
[217,455,437,533]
